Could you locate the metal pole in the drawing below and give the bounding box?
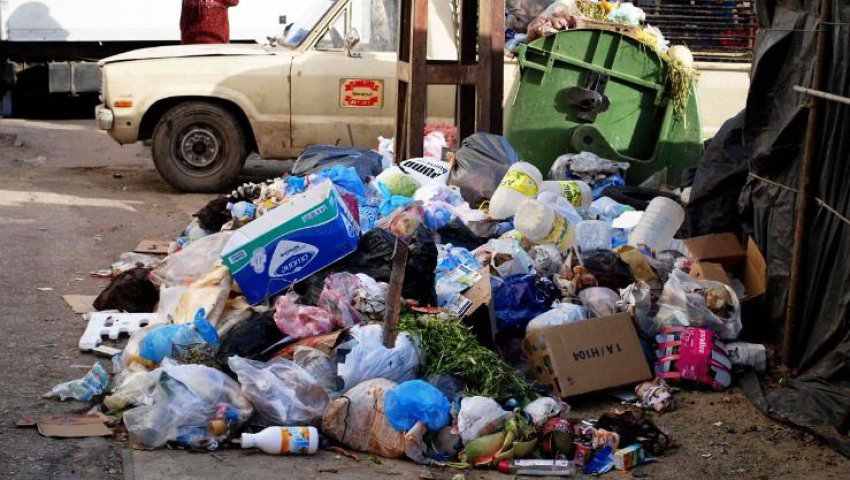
[793,85,850,106]
[783,0,831,367]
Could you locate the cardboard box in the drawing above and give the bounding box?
[683,233,747,267]
[222,182,360,305]
[523,312,652,398]
[683,234,767,302]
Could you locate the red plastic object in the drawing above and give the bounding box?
[180,0,240,44]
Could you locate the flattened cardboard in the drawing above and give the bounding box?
[524,313,652,398]
[461,268,492,317]
[37,415,112,438]
[134,239,171,255]
[683,233,746,267]
[743,237,767,300]
[62,295,97,314]
[690,262,732,287]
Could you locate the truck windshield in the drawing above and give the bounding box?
[281,0,337,48]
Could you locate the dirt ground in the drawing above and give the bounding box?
[0,118,848,480]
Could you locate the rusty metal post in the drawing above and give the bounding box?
[783,0,831,367]
[383,239,409,348]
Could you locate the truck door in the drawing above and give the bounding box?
[290,0,397,150]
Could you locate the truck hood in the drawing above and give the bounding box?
[99,44,275,66]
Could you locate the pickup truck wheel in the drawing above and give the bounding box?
[152,102,247,192]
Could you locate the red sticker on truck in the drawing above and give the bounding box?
[340,79,384,108]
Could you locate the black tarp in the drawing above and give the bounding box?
[695,0,850,457]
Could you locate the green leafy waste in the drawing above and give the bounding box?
[400,313,535,402]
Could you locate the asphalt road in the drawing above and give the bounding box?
[1,118,849,480]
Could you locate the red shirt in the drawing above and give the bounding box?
[180,0,239,44]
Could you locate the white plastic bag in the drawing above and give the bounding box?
[423,131,448,160]
[578,287,621,318]
[228,356,329,426]
[151,231,233,287]
[620,281,655,336]
[457,396,512,445]
[654,269,742,340]
[523,397,569,427]
[527,302,587,332]
[336,324,420,391]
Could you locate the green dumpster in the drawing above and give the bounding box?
[505,28,704,185]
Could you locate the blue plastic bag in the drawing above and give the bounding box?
[139,309,220,365]
[492,274,559,331]
[376,181,413,218]
[384,380,451,432]
[312,165,367,199]
[285,176,307,196]
[44,362,110,401]
[592,174,626,199]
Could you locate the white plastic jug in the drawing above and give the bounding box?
[628,197,685,252]
[514,198,576,252]
[489,162,543,219]
[537,191,583,226]
[541,180,593,209]
[589,196,634,221]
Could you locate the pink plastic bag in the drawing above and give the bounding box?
[273,293,334,339]
[318,273,363,329]
[655,327,732,391]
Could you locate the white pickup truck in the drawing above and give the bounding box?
[96,0,749,192]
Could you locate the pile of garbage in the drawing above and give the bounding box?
[48,118,769,475]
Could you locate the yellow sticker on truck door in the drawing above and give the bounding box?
[340,79,384,108]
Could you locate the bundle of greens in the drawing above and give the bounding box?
[400,313,535,401]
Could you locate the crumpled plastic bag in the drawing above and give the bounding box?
[273,293,334,339]
[322,378,407,458]
[123,362,253,450]
[123,309,220,369]
[654,269,742,340]
[477,239,535,278]
[215,296,254,337]
[151,232,233,287]
[215,311,285,373]
[608,2,645,26]
[44,363,110,402]
[352,273,388,321]
[110,252,163,276]
[530,244,563,276]
[457,396,512,445]
[377,202,425,240]
[292,346,340,393]
[171,266,231,326]
[336,324,420,391]
[549,151,630,183]
[526,0,579,42]
[526,302,588,331]
[228,356,329,426]
[492,274,559,331]
[104,367,161,411]
[523,397,569,427]
[317,272,363,329]
[384,380,451,432]
[620,281,655,336]
[578,287,621,318]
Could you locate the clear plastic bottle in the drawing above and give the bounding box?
[628,197,685,252]
[575,220,612,252]
[589,196,634,221]
[541,180,593,209]
[514,198,576,252]
[240,426,319,455]
[497,459,576,476]
[537,191,584,226]
[489,162,543,219]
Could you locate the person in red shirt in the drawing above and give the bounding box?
[180,0,240,44]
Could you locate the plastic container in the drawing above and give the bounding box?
[589,197,634,221]
[227,201,256,222]
[575,221,612,252]
[240,426,319,455]
[514,199,576,252]
[628,197,685,252]
[489,162,543,219]
[537,191,583,226]
[541,180,592,209]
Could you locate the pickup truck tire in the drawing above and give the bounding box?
[151,101,247,192]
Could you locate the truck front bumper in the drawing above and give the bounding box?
[95,104,114,130]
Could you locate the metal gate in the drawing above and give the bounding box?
[640,0,757,63]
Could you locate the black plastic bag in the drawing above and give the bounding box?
[194,197,231,233]
[93,267,159,313]
[215,311,285,375]
[436,218,490,250]
[448,133,518,208]
[581,250,634,290]
[291,145,384,182]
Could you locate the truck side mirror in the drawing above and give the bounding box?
[345,29,361,58]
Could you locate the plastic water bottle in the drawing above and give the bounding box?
[628,197,685,252]
[589,197,634,221]
[514,198,576,252]
[228,201,257,222]
[575,221,612,251]
[498,459,575,476]
[537,191,583,226]
[240,426,319,455]
[541,180,593,209]
[489,162,543,219]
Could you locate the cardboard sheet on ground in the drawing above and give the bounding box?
[36,414,112,438]
[134,239,171,255]
[63,295,97,314]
